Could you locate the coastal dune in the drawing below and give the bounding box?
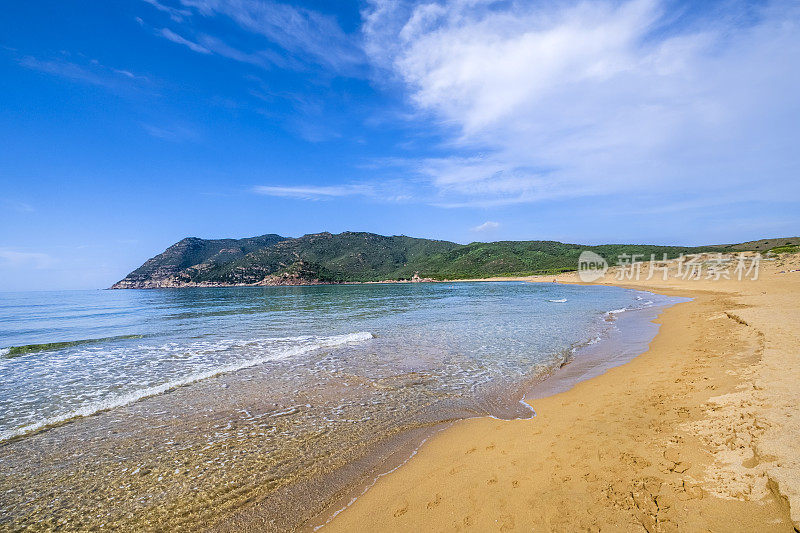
[321,254,800,531]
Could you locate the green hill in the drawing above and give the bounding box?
[111,232,796,288]
[112,234,288,288]
[406,241,729,279]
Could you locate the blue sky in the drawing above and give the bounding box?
[1,0,798,290]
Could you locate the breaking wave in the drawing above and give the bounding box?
[0,331,373,442]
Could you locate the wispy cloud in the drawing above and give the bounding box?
[253,181,413,202]
[361,0,800,207]
[253,184,371,200]
[246,76,348,140]
[471,221,500,232]
[14,52,148,89]
[142,0,191,22]
[156,27,290,69]
[183,0,363,70]
[159,28,210,54]
[1,200,35,213]
[0,249,54,269]
[141,122,200,142]
[145,0,362,73]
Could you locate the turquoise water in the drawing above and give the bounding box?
[0,282,683,530]
[0,282,672,442]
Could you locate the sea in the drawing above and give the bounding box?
[0,282,685,530]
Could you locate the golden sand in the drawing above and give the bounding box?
[322,253,800,531]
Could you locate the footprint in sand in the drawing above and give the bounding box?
[498,514,516,531]
[393,503,408,517]
[449,464,465,475]
[426,493,442,509]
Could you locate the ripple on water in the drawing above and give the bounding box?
[0,283,683,530]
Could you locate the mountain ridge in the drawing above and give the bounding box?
[111,232,799,289]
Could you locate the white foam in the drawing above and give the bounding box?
[0,331,373,442]
[548,298,568,303]
[0,348,9,357]
[586,335,602,345]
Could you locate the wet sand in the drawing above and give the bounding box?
[323,253,800,531]
[4,283,655,531]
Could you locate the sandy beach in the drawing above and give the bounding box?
[321,253,800,531]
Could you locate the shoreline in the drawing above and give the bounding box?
[301,292,684,532]
[107,275,562,290]
[322,256,800,531]
[207,284,677,532]
[4,257,797,530]
[3,282,664,531]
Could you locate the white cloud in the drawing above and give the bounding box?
[142,0,191,22]
[156,27,291,68]
[1,200,34,213]
[159,28,211,54]
[362,0,800,207]
[253,184,368,199]
[15,53,148,88]
[0,249,54,269]
[472,220,500,232]
[151,0,363,72]
[253,181,413,202]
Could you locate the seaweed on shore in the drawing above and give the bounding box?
[2,335,145,358]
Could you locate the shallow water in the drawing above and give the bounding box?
[0,282,680,530]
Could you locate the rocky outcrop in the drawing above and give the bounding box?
[111,234,288,288]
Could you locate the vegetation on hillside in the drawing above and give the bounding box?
[177,232,460,284]
[769,244,800,254]
[113,232,798,288]
[121,234,287,285]
[717,237,799,252]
